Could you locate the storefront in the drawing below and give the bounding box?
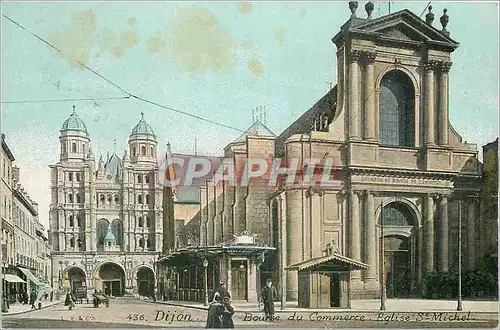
[159,232,276,303]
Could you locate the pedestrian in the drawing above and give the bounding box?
[211,281,230,301]
[29,290,37,310]
[221,297,234,328]
[205,292,224,328]
[50,291,53,302]
[64,292,74,310]
[261,278,277,320]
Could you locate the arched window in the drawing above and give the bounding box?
[141,146,146,155]
[77,215,83,227]
[72,143,77,153]
[68,194,73,203]
[97,219,110,250]
[69,215,74,227]
[76,173,81,182]
[150,147,154,157]
[70,237,75,248]
[379,70,415,147]
[114,194,120,204]
[139,238,145,248]
[137,194,143,204]
[145,194,150,205]
[99,194,105,205]
[381,202,415,227]
[77,238,82,248]
[107,194,112,204]
[68,173,73,181]
[111,219,123,247]
[138,175,143,184]
[138,217,144,227]
[145,173,150,184]
[147,236,153,250]
[133,147,137,156]
[76,193,81,203]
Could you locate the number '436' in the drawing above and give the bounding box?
[127,313,145,321]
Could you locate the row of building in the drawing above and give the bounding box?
[2,2,498,309]
[1,134,51,307]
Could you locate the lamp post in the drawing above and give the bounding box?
[457,201,463,311]
[203,259,209,306]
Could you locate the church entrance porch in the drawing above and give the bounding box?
[64,267,86,297]
[136,267,155,297]
[93,262,125,297]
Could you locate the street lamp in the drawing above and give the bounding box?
[203,259,209,306]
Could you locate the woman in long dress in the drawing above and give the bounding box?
[64,292,74,310]
[221,297,234,328]
[205,292,224,328]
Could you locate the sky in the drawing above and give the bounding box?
[1,1,499,229]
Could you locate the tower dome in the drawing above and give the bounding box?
[130,112,155,138]
[128,112,157,164]
[61,105,88,135]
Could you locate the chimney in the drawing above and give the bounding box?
[12,166,20,183]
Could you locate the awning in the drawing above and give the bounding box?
[18,267,44,286]
[3,274,26,283]
[285,253,370,272]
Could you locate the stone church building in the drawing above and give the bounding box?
[49,109,163,298]
[163,3,482,307]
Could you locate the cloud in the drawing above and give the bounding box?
[242,40,253,50]
[275,27,287,47]
[48,9,97,67]
[49,9,140,66]
[238,2,253,14]
[152,6,234,73]
[247,57,264,76]
[128,17,138,27]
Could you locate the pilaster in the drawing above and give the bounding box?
[438,194,449,272]
[349,190,361,281]
[362,51,377,142]
[364,191,377,281]
[438,62,452,145]
[348,50,361,141]
[423,193,435,275]
[424,60,438,146]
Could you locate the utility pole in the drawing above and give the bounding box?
[379,201,386,310]
[457,201,463,311]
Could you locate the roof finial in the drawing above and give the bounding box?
[425,5,434,25]
[440,9,450,35]
[365,1,374,19]
[348,1,358,18]
[113,139,116,153]
[72,105,76,114]
[141,111,144,119]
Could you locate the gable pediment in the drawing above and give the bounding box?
[349,9,459,48]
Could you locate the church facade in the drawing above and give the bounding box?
[165,3,482,306]
[49,109,163,298]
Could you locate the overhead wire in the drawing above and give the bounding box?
[2,96,131,104]
[1,13,246,134]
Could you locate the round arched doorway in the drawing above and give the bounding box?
[136,267,155,297]
[380,201,416,298]
[98,263,125,297]
[65,267,86,296]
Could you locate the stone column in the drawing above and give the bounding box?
[424,60,438,146]
[247,260,258,303]
[423,194,435,275]
[438,195,449,272]
[363,52,377,141]
[467,199,476,271]
[350,191,361,281]
[348,50,361,140]
[438,62,452,145]
[364,191,377,281]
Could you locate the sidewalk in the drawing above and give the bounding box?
[1,300,63,316]
[150,298,499,313]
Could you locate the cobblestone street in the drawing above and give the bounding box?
[2,299,498,328]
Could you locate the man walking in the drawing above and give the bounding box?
[261,278,277,320]
[29,290,37,310]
